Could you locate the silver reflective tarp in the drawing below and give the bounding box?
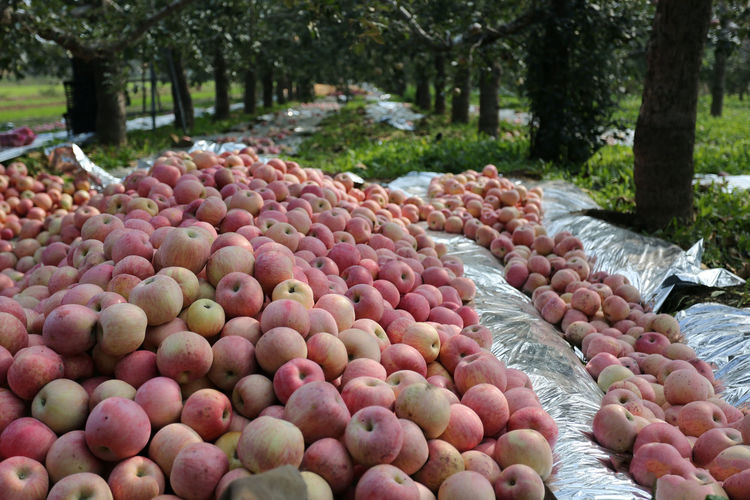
[389,172,748,498]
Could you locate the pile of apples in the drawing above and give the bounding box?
[419,166,750,499]
[0,151,560,500]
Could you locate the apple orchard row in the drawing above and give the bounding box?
[0,152,553,500]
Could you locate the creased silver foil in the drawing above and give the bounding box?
[426,229,651,499]
[71,144,121,187]
[676,304,750,409]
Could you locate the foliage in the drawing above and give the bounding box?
[523,0,653,165]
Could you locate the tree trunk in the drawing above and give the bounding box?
[213,48,230,120]
[433,52,446,115]
[415,70,431,111]
[243,68,257,115]
[298,79,314,102]
[478,55,500,137]
[392,63,406,97]
[276,75,287,105]
[169,49,194,131]
[262,66,274,108]
[633,0,712,228]
[92,56,127,146]
[711,39,730,117]
[528,0,570,161]
[451,55,471,124]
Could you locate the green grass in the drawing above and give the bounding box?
[0,79,243,127]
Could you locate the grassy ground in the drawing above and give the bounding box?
[292,94,750,300]
[0,78,241,127]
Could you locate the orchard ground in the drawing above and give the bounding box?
[5,86,750,309]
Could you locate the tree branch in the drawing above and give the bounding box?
[480,8,537,47]
[107,0,200,53]
[384,0,449,51]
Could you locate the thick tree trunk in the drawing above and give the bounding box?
[633,0,712,228]
[276,75,287,105]
[392,63,406,97]
[92,56,127,146]
[243,68,257,115]
[433,52,446,115]
[262,66,274,108]
[298,79,314,102]
[711,40,730,117]
[169,49,194,131]
[529,0,570,161]
[478,56,500,137]
[415,70,431,111]
[451,55,471,124]
[213,49,230,120]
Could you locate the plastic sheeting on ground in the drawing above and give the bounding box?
[389,171,749,498]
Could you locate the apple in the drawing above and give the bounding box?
[493,429,553,481]
[207,335,256,392]
[344,405,403,466]
[148,423,203,477]
[170,442,229,500]
[42,304,99,356]
[156,330,213,384]
[232,374,276,419]
[180,388,232,441]
[108,456,165,500]
[31,378,89,434]
[45,430,105,483]
[272,357,325,404]
[47,472,113,500]
[300,437,354,494]
[215,272,263,318]
[306,332,348,381]
[85,397,151,462]
[438,470,494,499]
[461,450,501,483]
[96,302,148,356]
[493,463,546,500]
[128,275,183,326]
[438,403,484,452]
[461,383,509,437]
[214,431,243,470]
[0,417,56,463]
[413,439,465,492]
[153,226,211,274]
[237,416,304,473]
[284,381,351,444]
[0,456,48,500]
[355,464,419,500]
[395,382,451,439]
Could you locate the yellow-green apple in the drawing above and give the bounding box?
[314,294,355,332]
[400,323,440,363]
[31,378,88,434]
[344,405,403,466]
[438,404,484,452]
[205,246,255,287]
[41,304,99,356]
[128,275,183,326]
[494,429,553,480]
[96,303,147,357]
[215,272,263,318]
[284,381,351,444]
[0,417,56,462]
[156,330,213,384]
[272,279,314,309]
[108,456,165,500]
[493,463,545,500]
[461,450,501,483]
[47,472,112,500]
[170,442,228,500]
[237,416,304,473]
[157,266,200,308]
[272,358,325,404]
[180,388,232,441]
[254,326,307,374]
[678,400,727,437]
[356,464,420,499]
[207,335,255,392]
[300,437,354,494]
[89,379,136,410]
[214,431,242,470]
[45,430,104,484]
[153,227,210,274]
[148,423,202,477]
[653,473,727,500]
[134,376,183,429]
[461,383,509,437]
[185,299,225,338]
[339,328,381,363]
[306,332,347,381]
[395,382,451,438]
[0,456,48,500]
[413,439,464,492]
[85,397,151,461]
[0,388,25,433]
[300,470,333,500]
[232,374,276,419]
[507,407,559,448]
[630,442,695,487]
[633,422,692,458]
[387,370,429,399]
